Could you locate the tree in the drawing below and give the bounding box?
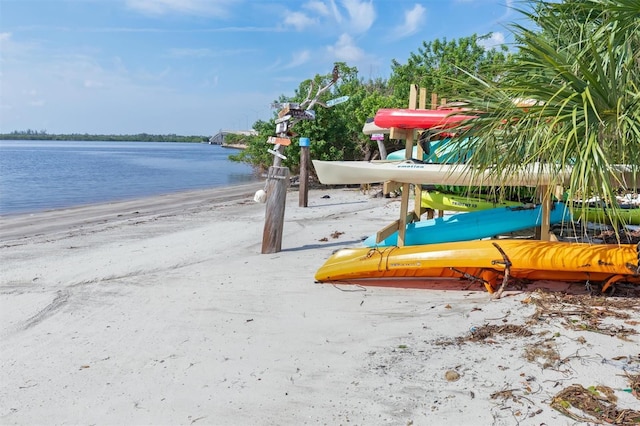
[448,0,640,225]
[389,34,514,102]
[230,63,389,173]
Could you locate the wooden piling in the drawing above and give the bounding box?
[262,166,290,253]
[299,138,310,207]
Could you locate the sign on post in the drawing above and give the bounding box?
[326,96,349,107]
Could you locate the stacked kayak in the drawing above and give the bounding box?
[421,191,522,212]
[575,205,640,225]
[421,191,640,225]
[315,240,640,293]
[374,108,476,129]
[363,203,570,247]
[386,138,471,163]
[312,160,567,187]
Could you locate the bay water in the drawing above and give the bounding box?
[0,140,260,216]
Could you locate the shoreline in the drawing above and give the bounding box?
[0,182,265,242]
[1,185,639,425]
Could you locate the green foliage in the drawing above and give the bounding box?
[231,62,393,173]
[447,0,640,226]
[389,34,514,102]
[228,120,274,173]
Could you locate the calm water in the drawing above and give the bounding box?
[0,140,259,215]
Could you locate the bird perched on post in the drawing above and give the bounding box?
[332,65,339,83]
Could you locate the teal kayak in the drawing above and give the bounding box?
[386,138,471,163]
[363,202,571,247]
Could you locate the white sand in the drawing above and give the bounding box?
[1,184,639,425]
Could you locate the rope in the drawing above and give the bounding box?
[637,241,640,274]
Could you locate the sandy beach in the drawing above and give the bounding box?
[1,184,639,425]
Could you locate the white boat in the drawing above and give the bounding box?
[311,160,568,187]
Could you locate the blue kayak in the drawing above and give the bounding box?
[363,203,571,247]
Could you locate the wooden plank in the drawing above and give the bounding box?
[540,186,551,241]
[409,84,418,110]
[383,180,402,195]
[267,136,291,146]
[398,85,418,246]
[413,88,429,219]
[376,220,400,243]
[397,182,411,246]
[431,93,438,109]
[389,127,409,140]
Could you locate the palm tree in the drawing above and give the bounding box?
[449,0,640,228]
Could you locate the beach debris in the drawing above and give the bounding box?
[318,231,344,242]
[254,189,267,203]
[321,194,330,199]
[523,340,561,369]
[551,384,640,425]
[468,324,532,342]
[435,323,533,347]
[627,373,640,400]
[526,290,640,339]
[444,370,460,381]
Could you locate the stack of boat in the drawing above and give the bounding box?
[313,108,640,294]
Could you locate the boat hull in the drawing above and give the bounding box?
[315,240,640,292]
[421,191,522,212]
[363,203,570,247]
[421,191,640,224]
[577,207,640,225]
[312,160,566,187]
[374,108,475,130]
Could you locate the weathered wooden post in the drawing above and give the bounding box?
[262,166,290,253]
[299,137,310,207]
[260,66,343,253]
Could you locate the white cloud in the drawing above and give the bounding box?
[342,0,375,33]
[329,0,343,23]
[327,33,365,62]
[304,0,330,16]
[283,50,311,69]
[125,0,237,17]
[392,4,426,39]
[284,11,317,31]
[478,32,505,49]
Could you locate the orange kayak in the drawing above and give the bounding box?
[315,240,640,293]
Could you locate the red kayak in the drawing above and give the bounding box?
[374,108,476,130]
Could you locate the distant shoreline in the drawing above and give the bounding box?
[0,133,208,143]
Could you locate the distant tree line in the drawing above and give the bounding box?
[0,130,208,143]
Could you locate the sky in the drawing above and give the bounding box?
[0,0,517,136]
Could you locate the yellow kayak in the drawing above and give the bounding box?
[315,240,640,293]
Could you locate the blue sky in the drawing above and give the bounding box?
[0,0,516,135]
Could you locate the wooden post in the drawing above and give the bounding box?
[413,89,429,220]
[540,186,551,241]
[299,137,310,207]
[262,166,290,253]
[397,84,418,247]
